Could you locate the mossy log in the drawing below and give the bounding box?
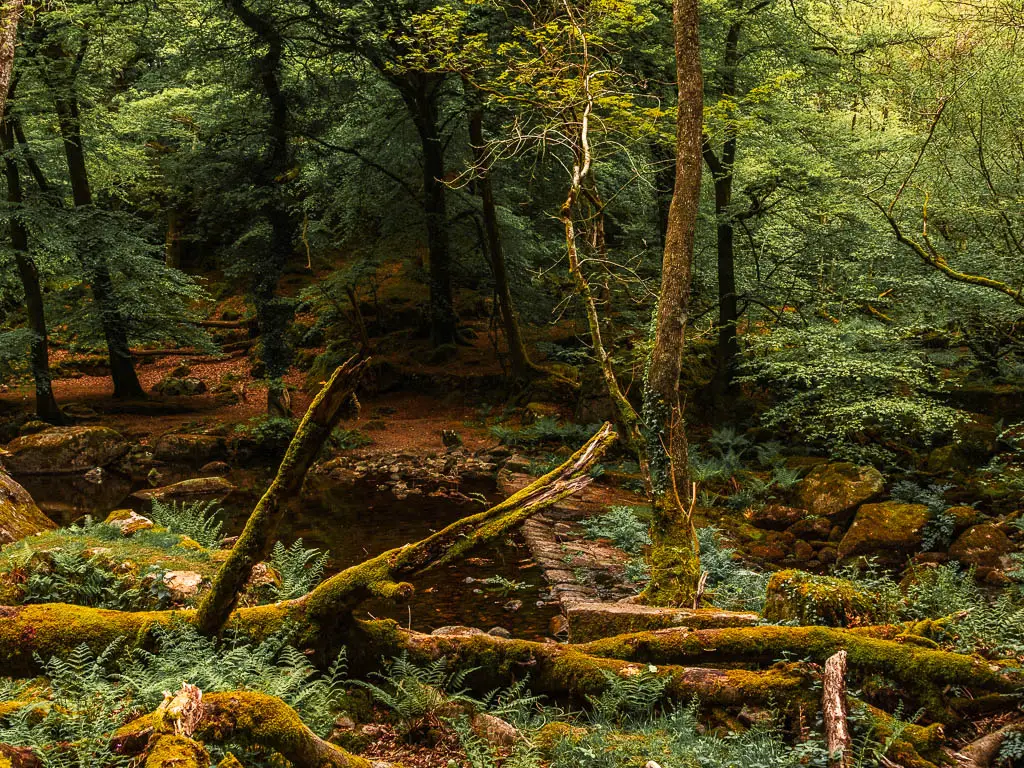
[112,691,376,768]
[196,358,368,636]
[0,423,617,675]
[0,744,42,768]
[357,620,815,709]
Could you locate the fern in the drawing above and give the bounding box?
[580,506,651,556]
[268,539,329,600]
[149,498,225,549]
[586,666,668,725]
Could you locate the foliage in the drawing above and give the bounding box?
[586,666,669,725]
[479,575,529,596]
[697,527,770,612]
[580,506,651,556]
[353,653,479,735]
[490,418,601,448]
[149,499,225,549]
[890,480,956,550]
[268,539,329,601]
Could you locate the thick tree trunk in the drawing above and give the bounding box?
[1,116,62,423]
[53,94,144,399]
[467,101,535,381]
[403,74,459,347]
[641,0,704,606]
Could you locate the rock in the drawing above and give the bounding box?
[948,523,1015,569]
[83,467,105,484]
[132,476,236,504]
[503,599,523,612]
[794,462,884,522]
[60,403,100,421]
[818,546,838,564]
[104,508,155,535]
[440,429,462,449]
[2,426,130,475]
[152,434,228,465]
[471,714,520,747]
[763,569,884,627]
[199,461,232,477]
[152,376,207,396]
[793,540,814,561]
[487,626,512,638]
[787,515,832,540]
[947,505,988,535]
[170,363,192,378]
[163,570,204,601]
[0,471,56,545]
[745,504,806,531]
[837,502,930,564]
[19,420,52,437]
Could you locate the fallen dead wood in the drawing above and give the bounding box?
[955,722,1024,768]
[112,690,376,768]
[823,650,852,768]
[195,357,368,635]
[0,422,618,674]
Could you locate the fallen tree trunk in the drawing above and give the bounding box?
[195,357,367,636]
[112,691,376,768]
[0,423,617,674]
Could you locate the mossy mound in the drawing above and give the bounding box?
[763,569,884,627]
[948,523,1015,569]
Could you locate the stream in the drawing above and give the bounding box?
[16,466,559,640]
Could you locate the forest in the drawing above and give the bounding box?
[0,0,1021,765]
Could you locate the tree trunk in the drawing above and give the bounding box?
[641,0,705,606]
[0,0,22,117]
[225,0,297,415]
[823,650,853,768]
[705,19,741,410]
[53,93,144,399]
[403,74,458,347]
[467,100,535,381]
[1,117,62,423]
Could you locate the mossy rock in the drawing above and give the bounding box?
[763,569,882,627]
[837,502,930,564]
[794,462,884,522]
[0,471,56,545]
[948,523,1015,569]
[132,476,236,504]
[152,433,229,465]
[2,426,130,475]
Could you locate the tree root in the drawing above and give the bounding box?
[113,690,379,768]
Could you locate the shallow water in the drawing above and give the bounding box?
[16,467,559,640]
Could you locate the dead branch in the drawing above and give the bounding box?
[823,650,853,768]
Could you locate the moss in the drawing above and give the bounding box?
[143,735,209,768]
[642,519,701,608]
[837,502,930,564]
[763,570,883,627]
[533,721,587,756]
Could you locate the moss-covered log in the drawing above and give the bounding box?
[196,358,367,636]
[0,423,617,674]
[112,691,376,768]
[356,620,815,709]
[142,735,209,768]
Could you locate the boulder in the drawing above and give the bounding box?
[745,504,806,531]
[2,426,130,475]
[471,714,520,747]
[948,523,1015,569]
[837,502,930,564]
[132,476,236,504]
[0,471,56,545]
[152,376,207,396]
[103,508,155,536]
[763,569,884,627]
[794,462,884,522]
[163,570,204,601]
[152,434,228,465]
